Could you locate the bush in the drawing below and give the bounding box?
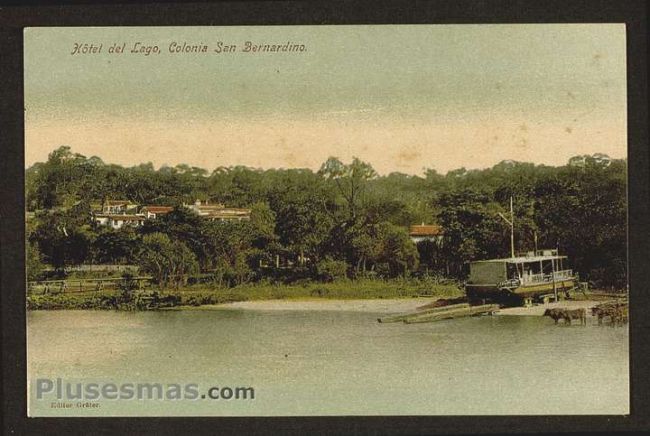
[137,233,199,289]
[315,257,348,282]
[118,271,138,301]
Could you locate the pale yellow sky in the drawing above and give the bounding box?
[24,25,627,175]
[26,113,626,175]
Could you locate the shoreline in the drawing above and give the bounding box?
[196,297,436,314]
[27,287,621,314]
[188,297,605,316]
[26,281,464,311]
[495,300,601,316]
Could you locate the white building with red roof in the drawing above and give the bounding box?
[140,206,174,219]
[184,200,251,222]
[409,224,444,244]
[94,214,146,229]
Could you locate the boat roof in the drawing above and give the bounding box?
[471,255,566,264]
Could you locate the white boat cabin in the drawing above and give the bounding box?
[468,249,573,288]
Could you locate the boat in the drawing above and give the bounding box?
[464,196,577,305]
[464,249,577,304]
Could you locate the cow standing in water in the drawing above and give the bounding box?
[561,308,587,326]
[543,308,564,325]
[592,303,628,327]
[543,308,587,326]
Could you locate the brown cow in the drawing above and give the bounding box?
[543,308,586,326]
[543,308,564,324]
[592,303,628,326]
[592,306,610,325]
[560,308,587,326]
[609,306,628,327]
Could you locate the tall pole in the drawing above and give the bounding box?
[510,196,515,259]
[498,196,516,259]
[552,257,558,302]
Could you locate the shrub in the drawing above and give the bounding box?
[315,257,348,282]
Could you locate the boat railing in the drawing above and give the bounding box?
[497,278,521,289]
[522,269,573,284]
[553,269,573,280]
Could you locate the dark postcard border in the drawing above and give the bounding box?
[1,1,648,435]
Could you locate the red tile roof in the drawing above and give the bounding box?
[143,206,173,213]
[109,215,146,221]
[105,200,136,205]
[409,224,443,236]
[196,205,226,211]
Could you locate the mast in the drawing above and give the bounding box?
[498,196,515,259]
[510,196,515,259]
[552,257,558,301]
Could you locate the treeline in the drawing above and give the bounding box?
[26,146,627,289]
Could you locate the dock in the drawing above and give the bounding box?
[377,303,469,323]
[377,303,499,324]
[403,304,500,324]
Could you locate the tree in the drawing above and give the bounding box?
[26,241,46,281]
[137,233,198,288]
[436,189,508,277]
[374,222,419,278]
[318,157,377,223]
[29,210,93,272]
[248,201,278,250]
[25,145,627,289]
[315,257,348,282]
[534,160,626,287]
[139,207,209,268]
[26,146,108,210]
[207,166,268,207]
[201,221,255,286]
[92,227,139,264]
[268,169,336,264]
[415,239,445,274]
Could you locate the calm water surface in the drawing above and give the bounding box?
[27,309,628,416]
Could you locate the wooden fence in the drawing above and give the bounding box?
[27,276,153,295]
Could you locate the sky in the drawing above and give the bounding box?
[24,24,627,176]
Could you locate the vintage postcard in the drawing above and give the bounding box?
[25,25,628,417]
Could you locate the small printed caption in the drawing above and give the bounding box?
[70,41,308,56]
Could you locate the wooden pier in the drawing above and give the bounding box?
[378,303,499,324]
[377,303,469,323]
[403,304,500,324]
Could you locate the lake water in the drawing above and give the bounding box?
[27,308,629,416]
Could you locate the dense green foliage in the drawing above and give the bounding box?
[26,147,627,289]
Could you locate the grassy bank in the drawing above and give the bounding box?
[26,278,464,310]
